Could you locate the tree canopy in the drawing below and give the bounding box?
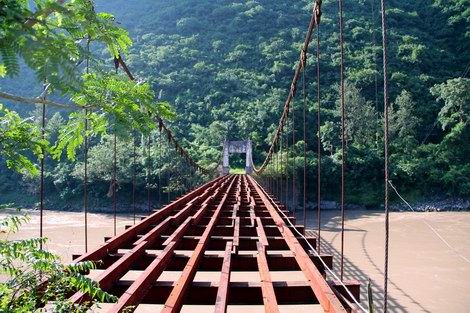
[1,0,469,208]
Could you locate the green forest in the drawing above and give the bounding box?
[1,0,469,210]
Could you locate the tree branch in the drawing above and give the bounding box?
[23,0,67,28]
[0,91,75,110]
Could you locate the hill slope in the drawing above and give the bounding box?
[95,0,467,136]
[95,0,470,199]
[1,0,468,206]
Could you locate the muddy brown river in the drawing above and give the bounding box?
[1,209,469,312]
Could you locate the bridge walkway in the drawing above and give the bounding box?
[70,174,359,312]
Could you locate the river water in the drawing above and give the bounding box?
[301,210,470,313]
[1,209,469,312]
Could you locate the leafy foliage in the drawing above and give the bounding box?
[104,0,468,199]
[0,0,132,93]
[0,212,117,312]
[1,0,181,182]
[0,104,46,176]
[51,72,175,160]
[431,78,469,132]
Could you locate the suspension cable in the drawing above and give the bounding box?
[112,64,119,237]
[292,97,296,215]
[371,0,380,149]
[147,134,151,212]
[39,83,49,250]
[285,121,289,208]
[338,0,347,281]
[167,145,171,203]
[280,129,284,203]
[275,138,278,197]
[380,0,390,310]
[269,160,273,194]
[371,0,378,104]
[302,60,307,228]
[286,130,289,204]
[112,132,117,236]
[278,140,281,199]
[275,142,279,198]
[84,111,88,251]
[279,133,282,200]
[272,150,275,194]
[158,128,162,208]
[132,134,136,225]
[84,37,90,252]
[316,22,322,253]
[286,110,289,209]
[389,180,470,264]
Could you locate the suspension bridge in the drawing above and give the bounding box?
[28,0,397,312]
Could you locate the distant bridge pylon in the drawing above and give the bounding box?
[221,139,254,175]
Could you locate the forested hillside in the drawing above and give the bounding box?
[1,0,468,208]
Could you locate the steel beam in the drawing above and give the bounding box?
[247,175,348,313]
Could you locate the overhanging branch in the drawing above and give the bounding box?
[23,0,67,28]
[0,91,75,110]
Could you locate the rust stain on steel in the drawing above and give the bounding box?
[214,242,233,313]
[233,217,240,252]
[257,242,279,312]
[108,242,176,312]
[256,217,269,247]
[69,174,354,313]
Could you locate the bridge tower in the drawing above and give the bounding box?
[222,140,253,175]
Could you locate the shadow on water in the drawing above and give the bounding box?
[294,209,432,313]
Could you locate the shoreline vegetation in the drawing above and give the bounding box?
[2,196,468,214]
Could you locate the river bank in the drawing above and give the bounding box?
[299,197,470,212]
[2,195,469,214]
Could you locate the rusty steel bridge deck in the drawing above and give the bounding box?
[71,174,360,312]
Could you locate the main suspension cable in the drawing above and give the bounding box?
[252,0,322,174]
[115,56,212,176]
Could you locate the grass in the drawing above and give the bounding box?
[229,168,246,174]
